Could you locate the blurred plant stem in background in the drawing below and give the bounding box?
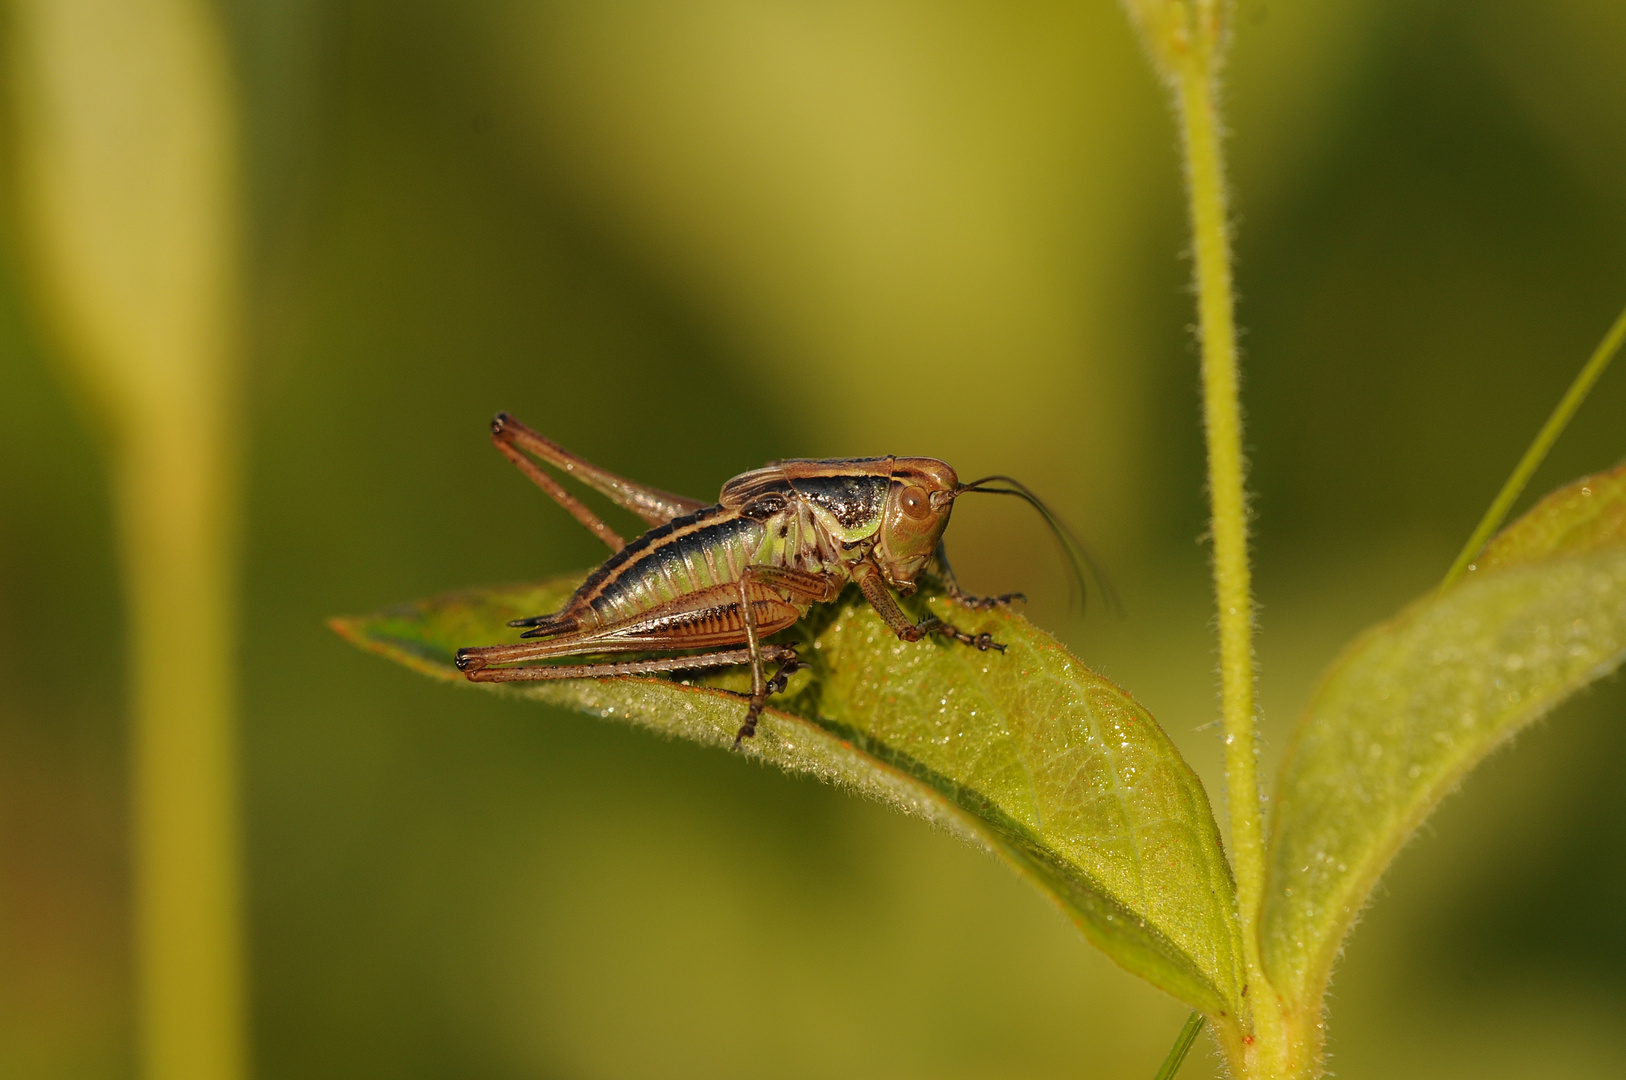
[5,2,246,1079]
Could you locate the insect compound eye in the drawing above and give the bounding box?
[898,485,932,520]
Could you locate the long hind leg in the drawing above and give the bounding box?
[490,414,709,552]
[458,644,804,749]
[458,643,799,683]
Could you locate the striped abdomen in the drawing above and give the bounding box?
[567,506,769,631]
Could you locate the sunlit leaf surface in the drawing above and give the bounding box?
[333,579,1244,1017]
[1262,466,1626,1008]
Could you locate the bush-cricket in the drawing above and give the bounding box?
[455,414,1093,746]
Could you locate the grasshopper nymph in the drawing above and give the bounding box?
[456,414,1053,747]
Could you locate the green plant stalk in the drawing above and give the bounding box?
[1173,48,1268,994]
[1168,30,1297,1080]
[1441,299,1626,589]
[5,1,249,1075]
[1153,1012,1207,1080]
[122,410,247,1080]
[1174,61,1257,931]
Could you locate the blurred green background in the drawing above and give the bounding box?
[3,0,1625,1077]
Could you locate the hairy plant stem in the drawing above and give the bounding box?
[1171,33,1293,1080]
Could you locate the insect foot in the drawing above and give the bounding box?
[733,699,769,751]
[733,652,804,750]
[454,649,486,672]
[935,622,1007,653]
[904,616,1007,654]
[949,589,1026,611]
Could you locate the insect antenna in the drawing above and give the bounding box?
[956,475,1124,617]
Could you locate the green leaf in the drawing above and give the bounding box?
[1262,465,1626,1009]
[333,579,1244,1018]
[1471,464,1626,571]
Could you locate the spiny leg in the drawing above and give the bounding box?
[456,643,803,748]
[490,417,626,552]
[728,565,837,747]
[491,414,708,536]
[458,644,799,686]
[456,643,797,681]
[853,559,1006,654]
[730,566,840,746]
[932,540,1024,611]
[458,564,840,748]
[734,650,805,749]
[733,568,771,747]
